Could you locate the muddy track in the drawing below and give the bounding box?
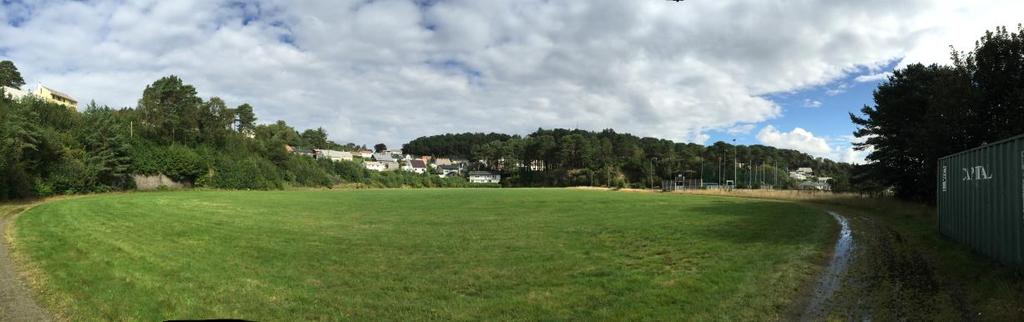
[799,207,977,320]
[0,205,52,322]
[800,211,854,321]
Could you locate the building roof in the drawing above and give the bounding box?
[40,85,76,102]
[468,171,497,176]
[410,160,427,168]
[434,158,452,165]
[373,152,396,161]
[316,149,352,158]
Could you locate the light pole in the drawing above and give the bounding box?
[732,139,737,189]
[717,156,722,187]
[649,157,658,190]
[699,153,705,188]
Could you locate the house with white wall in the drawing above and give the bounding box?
[364,161,387,172]
[315,149,353,162]
[468,171,501,184]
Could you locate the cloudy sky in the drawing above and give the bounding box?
[2,0,1022,163]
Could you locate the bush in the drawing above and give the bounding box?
[209,156,283,190]
[283,156,336,188]
[130,143,206,183]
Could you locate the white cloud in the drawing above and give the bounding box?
[726,124,756,135]
[837,145,873,165]
[1,0,1022,147]
[825,83,849,96]
[757,127,873,164]
[854,72,893,82]
[803,99,823,108]
[756,125,833,158]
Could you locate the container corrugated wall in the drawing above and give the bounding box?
[937,135,1024,265]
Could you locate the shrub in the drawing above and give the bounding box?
[209,156,283,190]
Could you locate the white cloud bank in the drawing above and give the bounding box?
[855,72,894,83]
[757,126,873,164]
[1,0,1022,148]
[757,126,832,158]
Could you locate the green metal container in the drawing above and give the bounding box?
[937,134,1024,264]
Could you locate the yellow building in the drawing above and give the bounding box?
[33,85,78,110]
[2,84,78,111]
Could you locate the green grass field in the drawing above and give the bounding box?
[13,189,834,321]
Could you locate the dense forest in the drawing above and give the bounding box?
[404,129,857,190]
[851,25,1024,202]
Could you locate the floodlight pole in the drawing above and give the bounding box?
[732,139,737,189]
[717,157,722,187]
[700,153,704,188]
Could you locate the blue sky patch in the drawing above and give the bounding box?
[705,61,900,146]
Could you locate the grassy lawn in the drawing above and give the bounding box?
[12,189,833,321]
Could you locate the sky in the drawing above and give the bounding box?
[1,0,1022,164]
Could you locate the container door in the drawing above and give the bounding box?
[1015,149,1024,262]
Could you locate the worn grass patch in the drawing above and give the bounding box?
[14,189,832,321]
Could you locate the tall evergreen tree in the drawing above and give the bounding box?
[0,60,26,89]
[852,25,1024,202]
[235,103,257,135]
[137,76,202,145]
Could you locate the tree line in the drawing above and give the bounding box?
[851,25,1024,202]
[404,129,858,190]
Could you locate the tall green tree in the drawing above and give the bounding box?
[955,24,1024,141]
[302,127,329,149]
[852,25,1024,201]
[198,97,235,146]
[0,60,26,89]
[235,103,257,135]
[137,76,202,145]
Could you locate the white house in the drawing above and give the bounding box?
[373,152,396,162]
[468,171,501,184]
[364,161,387,172]
[437,165,461,177]
[788,171,807,181]
[1,86,28,100]
[405,159,428,174]
[357,150,374,159]
[382,161,400,171]
[315,149,353,162]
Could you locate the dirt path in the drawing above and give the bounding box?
[0,205,52,322]
[800,211,854,320]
